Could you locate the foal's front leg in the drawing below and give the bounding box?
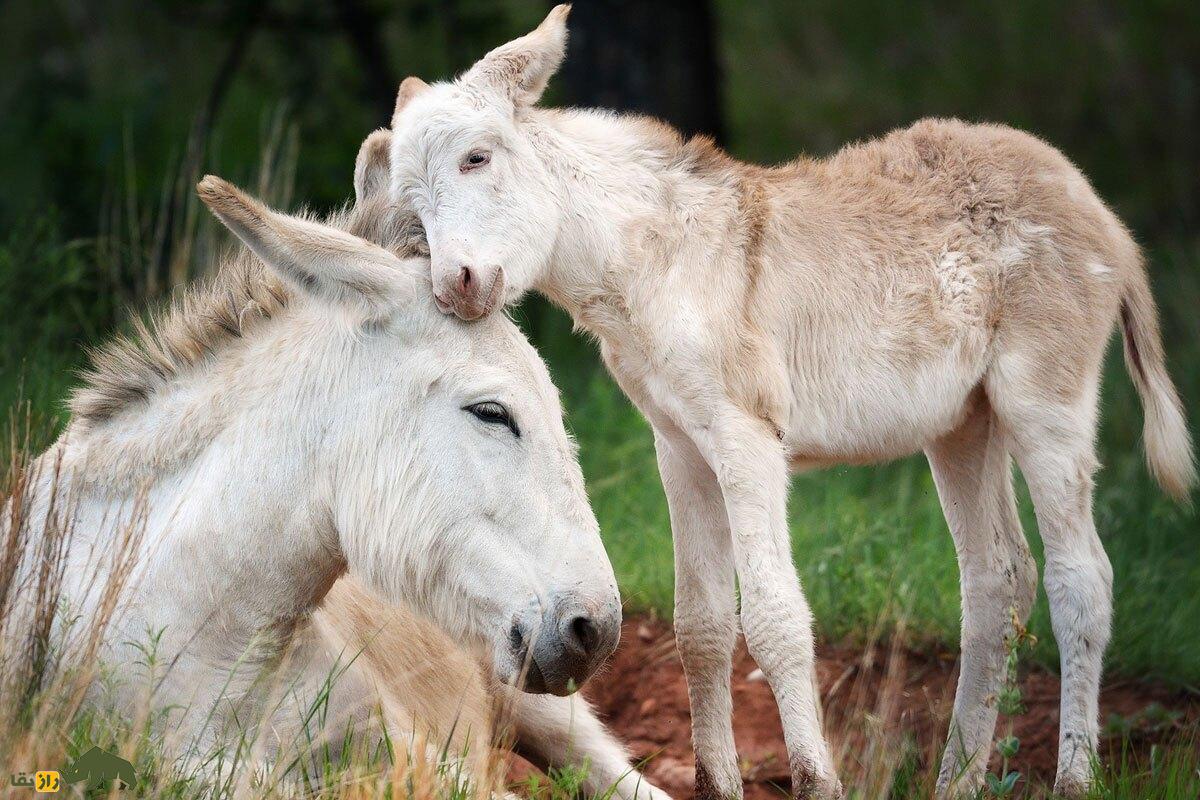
[691,408,840,799]
[654,429,740,800]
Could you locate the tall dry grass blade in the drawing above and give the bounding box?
[825,607,942,798]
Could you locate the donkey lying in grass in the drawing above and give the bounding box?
[384,6,1198,797]
[1,150,666,798]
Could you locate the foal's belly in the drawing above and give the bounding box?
[781,330,988,468]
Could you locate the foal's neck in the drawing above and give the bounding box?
[530,108,768,334]
[530,110,697,317]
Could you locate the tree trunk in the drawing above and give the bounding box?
[557,0,726,144]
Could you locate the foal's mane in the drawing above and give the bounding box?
[71,196,428,425]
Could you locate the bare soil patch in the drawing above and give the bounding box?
[564,617,1200,798]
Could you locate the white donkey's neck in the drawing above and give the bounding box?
[69,305,333,495]
[50,306,370,671]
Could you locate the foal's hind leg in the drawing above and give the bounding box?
[927,395,1037,798]
[990,368,1112,797]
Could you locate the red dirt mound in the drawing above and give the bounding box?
[572,617,1200,798]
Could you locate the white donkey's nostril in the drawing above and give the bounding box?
[567,614,600,658]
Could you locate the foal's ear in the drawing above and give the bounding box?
[463,4,569,107]
[197,175,408,318]
[354,128,393,204]
[393,76,430,120]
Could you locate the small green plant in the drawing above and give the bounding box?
[518,759,592,800]
[985,607,1037,798]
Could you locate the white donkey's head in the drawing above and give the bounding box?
[388,5,572,320]
[196,165,618,695]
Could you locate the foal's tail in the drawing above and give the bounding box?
[1119,260,1197,504]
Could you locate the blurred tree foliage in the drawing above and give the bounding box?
[0,0,1195,272]
[721,1,1198,239]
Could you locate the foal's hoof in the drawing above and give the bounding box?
[790,760,843,800]
[1052,775,1091,799]
[693,761,742,800]
[792,778,843,800]
[1054,736,1097,798]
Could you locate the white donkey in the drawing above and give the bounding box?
[384,6,1197,798]
[1,153,667,798]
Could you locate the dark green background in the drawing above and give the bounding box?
[2,1,1196,358]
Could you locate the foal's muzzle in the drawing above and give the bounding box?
[507,595,621,696]
[433,262,505,321]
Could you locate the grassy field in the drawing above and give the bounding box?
[1,196,1197,800]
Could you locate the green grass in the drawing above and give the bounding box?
[524,243,1200,687]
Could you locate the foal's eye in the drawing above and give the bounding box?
[464,401,520,437]
[460,149,491,172]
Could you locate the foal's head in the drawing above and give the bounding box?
[388,5,572,320]
[197,174,619,696]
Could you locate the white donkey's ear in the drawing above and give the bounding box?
[197,175,408,318]
[354,128,393,204]
[464,4,570,107]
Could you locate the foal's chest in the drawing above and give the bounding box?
[582,296,711,427]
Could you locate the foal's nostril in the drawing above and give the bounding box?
[457,265,474,293]
[568,615,599,657]
[509,621,526,652]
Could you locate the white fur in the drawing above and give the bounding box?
[2,181,665,796]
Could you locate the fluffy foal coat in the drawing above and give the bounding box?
[385,7,1196,798]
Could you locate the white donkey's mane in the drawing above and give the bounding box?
[70,195,427,425]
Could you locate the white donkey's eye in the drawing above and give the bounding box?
[460,149,492,172]
[464,401,520,437]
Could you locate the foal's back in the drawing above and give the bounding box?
[754,118,1147,464]
[770,118,1133,338]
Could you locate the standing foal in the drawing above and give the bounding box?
[384,7,1196,797]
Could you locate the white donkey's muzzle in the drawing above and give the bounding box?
[506,593,621,696]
